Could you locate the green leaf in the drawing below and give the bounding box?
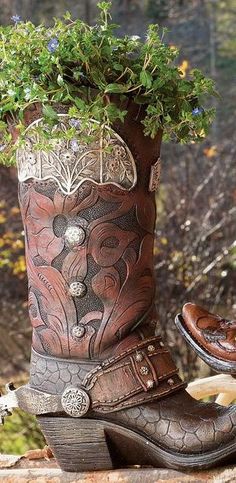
[140,70,153,89]
[57,74,64,86]
[42,105,58,121]
[74,97,86,110]
[105,83,127,93]
[113,63,123,72]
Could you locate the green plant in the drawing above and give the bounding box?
[0,410,45,454]
[0,1,217,166]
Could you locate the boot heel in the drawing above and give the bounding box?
[38,416,114,472]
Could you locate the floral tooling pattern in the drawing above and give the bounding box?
[19,180,156,359]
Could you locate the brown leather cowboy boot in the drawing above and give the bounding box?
[3,103,236,472]
[176,302,236,374]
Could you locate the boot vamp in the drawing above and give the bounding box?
[98,390,236,453]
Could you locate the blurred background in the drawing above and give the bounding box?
[0,0,235,454]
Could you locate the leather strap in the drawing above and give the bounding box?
[83,336,185,413]
[3,337,185,418]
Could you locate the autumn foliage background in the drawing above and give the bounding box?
[0,0,235,453]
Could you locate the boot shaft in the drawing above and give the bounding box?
[18,106,162,362]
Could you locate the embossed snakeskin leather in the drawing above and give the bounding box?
[30,349,96,394]
[100,390,236,453]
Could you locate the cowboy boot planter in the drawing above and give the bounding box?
[176,303,236,374]
[1,104,236,473]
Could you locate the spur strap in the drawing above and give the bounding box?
[0,337,185,420]
[82,336,185,413]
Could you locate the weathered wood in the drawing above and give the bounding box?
[0,456,235,483]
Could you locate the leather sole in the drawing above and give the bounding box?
[175,314,236,375]
[38,415,236,472]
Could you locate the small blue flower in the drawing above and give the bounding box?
[192,107,204,116]
[70,139,80,152]
[69,118,81,129]
[11,15,21,24]
[47,38,59,53]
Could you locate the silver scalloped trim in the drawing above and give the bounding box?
[17,114,137,194]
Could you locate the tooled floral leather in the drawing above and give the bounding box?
[100,390,236,453]
[19,178,159,360]
[182,303,236,362]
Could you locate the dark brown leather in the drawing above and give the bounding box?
[84,336,185,413]
[182,303,236,363]
[19,179,159,360]
[101,389,236,454]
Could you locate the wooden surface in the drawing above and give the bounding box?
[0,455,235,482]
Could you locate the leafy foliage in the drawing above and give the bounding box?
[0,200,26,275]
[0,410,44,454]
[0,1,217,166]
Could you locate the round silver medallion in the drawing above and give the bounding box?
[61,387,90,417]
[72,324,86,339]
[140,366,149,376]
[69,281,87,298]
[65,226,86,248]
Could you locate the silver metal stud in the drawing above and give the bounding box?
[140,366,149,376]
[147,345,155,353]
[167,378,175,386]
[69,281,87,298]
[159,341,164,347]
[72,325,86,340]
[61,387,90,417]
[65,226,86,248]
[135,352,143,362]
[146,379,154,389]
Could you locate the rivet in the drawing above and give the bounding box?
[69,281,87,298]
[72,324,86,339]
[140,366,149,376]
[148,345,155,353]
[167,378,175,386]
[65,226,86,248]
[146,379,154,389]
[135,352,143,362]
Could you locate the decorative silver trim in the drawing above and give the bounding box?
[61,387,90,417]
[69,281,87,298]
[149,157,161,192]
[17,115,137,194]
[65,226,86,248]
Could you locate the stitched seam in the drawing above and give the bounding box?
[93,386,141,405]
[149,350,169,357]
[88,361,131,390]
[97,382,185,410]
[84,336,162,383]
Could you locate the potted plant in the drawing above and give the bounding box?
[1,1,236,473]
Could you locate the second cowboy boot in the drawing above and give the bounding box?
[3,102,236,472]
[176,303,236,374]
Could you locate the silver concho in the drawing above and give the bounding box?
[61,387,90,417]
[69,281,87,298]
[17,115,137,194]
[65,226,86,248]
[72,324,86,339]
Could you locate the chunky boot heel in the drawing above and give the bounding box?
[38,416,114,472]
